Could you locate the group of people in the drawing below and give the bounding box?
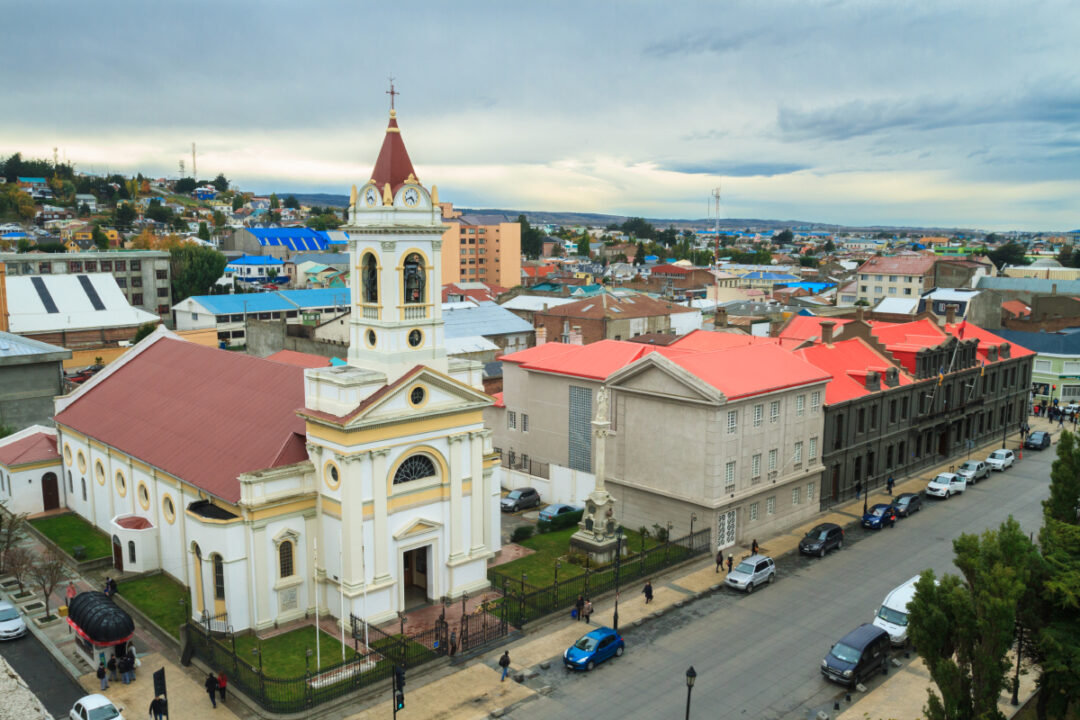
[1036,403,1078,428]
[572,595,594,623]
[94,644,138,690]
[204,671,228,708]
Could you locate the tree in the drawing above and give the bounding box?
[0,505,25,574]
[29,550,66,620]
[284,195,300,210]
[621,217,656,240]
[633,241,646,266]
[197,221,210,241]
[78,202,90,217]
[145,198,172,223]
[577,231,591,258]
[1045,431,1080,524]
[232,195,244,211]
[113,202,137,229]
[211,173,229,192]
[823,238,836,253]
[907,517,1035,720]
[987,241,1030,270]
[170,244,227,303]
[174,177,197,194]
[0,425,13,440]
[517,214,544,259]
[269,193,280,210]
[306,213,341,231]
[133,322,158,343]
[212,210,226,228]
[798,254,819,267]
[92,225,109,250]
[3,546,32,596]
[774,229,794,245]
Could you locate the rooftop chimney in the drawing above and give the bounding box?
[945,304,957,326]
[715,307,728,328]
[569,325,584,346]
[865,370,881,392]
[0,262,8,333]
[819,320,836,345]
[855,306,865,323]
[535,325,547,346]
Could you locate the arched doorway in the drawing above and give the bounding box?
[41,472,59,511]
[111,535,124,572]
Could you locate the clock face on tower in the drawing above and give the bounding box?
[403,187,419,207]
[364,186,379,207]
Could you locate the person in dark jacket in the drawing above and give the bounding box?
[449,630,457,657]
[715,550,723,573]
[726,554,733,573]
[107,655,118,681]
[574,594,585,621]
[118,655,131,684]
[96,663,108,691]
[149,696,166,720]
[498,651,511,682]
[205,673,219,708]
[642,580,653,604]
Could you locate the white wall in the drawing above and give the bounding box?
[500,463,596,507]
[671,310,703,336]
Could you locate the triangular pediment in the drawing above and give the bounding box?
[393,517,442,540]
[607,353,725,404]
[344,365,494,430]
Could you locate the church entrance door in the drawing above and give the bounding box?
[401,546,430,610]
[112,535,124,572]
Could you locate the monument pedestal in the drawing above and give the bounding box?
[569,530,623,565]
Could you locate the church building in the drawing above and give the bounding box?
[0,106,501,631]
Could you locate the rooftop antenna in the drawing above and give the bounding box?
[712,184,722,317]
[191,142,197,182]
[179,159,185,178]
[53,146,58,168]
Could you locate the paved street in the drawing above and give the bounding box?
[518,446,1054,720]
[0,627,87,719]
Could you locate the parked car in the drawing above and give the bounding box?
[538,503,580,522]
[563,626,624,671]
[1065,402,1080,414]
[956,460,989,484]
[1025,431,1051,450]
[69,695,125,720]
[500,487,541,513]
[0,600,26,640]
[725,554,775,594]
[985,449,1015,471]
[893,492,922,517]
[799,523,844,557]
[872,576,921,646]
[926,472,966,499]
[821,623,891,688]
[862,503,897,530]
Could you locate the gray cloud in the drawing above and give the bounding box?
[662,161,810,177]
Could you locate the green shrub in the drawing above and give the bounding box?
[510,525,534,543]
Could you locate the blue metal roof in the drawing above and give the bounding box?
[247,228,334,252]
[743,271,801,280]
[993,329,1080,356]
[227,254,285,266]
[187,288,350,315]
[781,281,834,292]
[442,302,534,338]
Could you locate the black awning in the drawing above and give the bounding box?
[67,591,135,644]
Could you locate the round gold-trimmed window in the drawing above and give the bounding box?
[408,328,424,348]
[324,461,341,490]
[64,444,72,466]
[115,470,126,497]
[137,482,150,510]
[77,450,87,474]
[162,495,176,524]
[95,460,106,486]
[366,329,377,348]
[408,384,427,408]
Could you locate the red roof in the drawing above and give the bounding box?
[650,263,693,275]
[668,329,775,351]
[793,338,915,404]
[115,516,152,530]
[491,392,504,408]
[54,338,308,503]
[501,340,658,381]
[267,350,332,368]
[442,282,509,303]
[1001,300,1031,318]
[777,316,854,342]
[0,431,58,467]
[522,265,557,278]
[370,111,418,194]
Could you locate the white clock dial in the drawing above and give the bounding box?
[364,187,379,207]
[403,187,419,207]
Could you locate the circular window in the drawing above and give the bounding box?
[366,329,376,347]
[77,450,87,474]
[162,495,176,524]
[115,470,126,496]
[408,329,423,348]
[409,386,426,406]
[137,482,150,510]
[95,460,106,486]
[324,461,341,490]
[64,444,72,466]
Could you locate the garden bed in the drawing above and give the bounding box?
[117,574,188,639]
[493,526,660,586]
[28,514,111,560]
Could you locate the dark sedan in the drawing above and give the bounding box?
[862,503,897,530]
[893,492,922,517]
[1024,431,1051,450]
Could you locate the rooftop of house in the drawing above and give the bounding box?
[792,337,915,404]
[5,273,160,333]
[226,254,286,266]
[0,427,58,468]
[856,255,938,275]
[534,293,695,320]
[266,349,333,368]
[0,331,71,362]
[443,301,534,337]
[179,288,351,315]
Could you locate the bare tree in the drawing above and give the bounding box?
[0,504,27,574]
[3,546,33,596]
[29,551,67,619]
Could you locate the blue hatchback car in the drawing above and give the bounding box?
[563,626,625,671]
[862,503,897,530]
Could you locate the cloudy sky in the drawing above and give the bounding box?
[3,1,1077,230]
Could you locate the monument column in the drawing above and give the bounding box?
[571,386,621,563]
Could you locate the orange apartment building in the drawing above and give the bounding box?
[440,202,522,288]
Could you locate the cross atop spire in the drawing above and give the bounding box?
[386,76,399,111]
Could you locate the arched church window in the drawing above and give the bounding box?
[393,454,437,485]
[212,554,225,600]
[279,541,294,578]
[403,253,425,304]
[362,253,378,303]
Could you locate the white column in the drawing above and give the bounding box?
[250,525,269,627]
[372,449,392,582]
[469,431,485,554]
[448,435,465,560]
[341,452,367,584]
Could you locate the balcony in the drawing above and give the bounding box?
[401,304,430,320]
[361,305,379,320]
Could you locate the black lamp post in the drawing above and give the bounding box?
[613,528,624,632]
[684,665,697,720]
[689,512,697,539]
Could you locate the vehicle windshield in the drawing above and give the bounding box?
[88,706,121,720]
[959,462,977,471]
[933,475,951,484]
[896,496,911,506]
[870,507,886,517]
[877,605,908,626]
[990,451,1007,459]
[0,607,19,621]
[830,642,861,664]
[735,562,755,574]
[807,529,828,540]
[573,636,598,651]
[507,491,523,499]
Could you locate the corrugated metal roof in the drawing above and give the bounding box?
[444,335,500,354]
[289,252,350,266]
[0,331,69,358]
[993,329,1080,355]
[184,288,351,315]
[978,277,1080,294]
[442,302,534,338]
[6,273,159,333]
[0,429,58,467]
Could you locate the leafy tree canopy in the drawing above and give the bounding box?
[170,244,227,304]
[284,195,300,210]
[211,174,229,192]
[174,177,197,194]
[987,241,1030,270]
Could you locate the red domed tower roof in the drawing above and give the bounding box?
[370,110,419,194]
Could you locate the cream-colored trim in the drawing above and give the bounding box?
[387,445,447,498]
[137,481,150,510]
[248,498,316,522]
[77,450,87,474]
[273,574,303,592]
[63,443,72,466]
[95,459,105,485]
[406,382,428,408]
[324,460,341,490]
[114,469,127,497]
[306,410,484,444]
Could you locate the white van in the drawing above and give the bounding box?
[873,575,920,645]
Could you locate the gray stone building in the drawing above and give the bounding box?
[0,332,71,431]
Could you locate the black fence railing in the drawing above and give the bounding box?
[490,527,711,626]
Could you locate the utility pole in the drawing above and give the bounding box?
[179,159,185,179]
[712,185,722,324]
[191,142,197,183]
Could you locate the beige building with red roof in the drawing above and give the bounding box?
[533,293,701,345]
[854,255,937,305]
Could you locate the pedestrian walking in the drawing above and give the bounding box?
[107,655,118,682]
[218,672,227,703]
[65,581,77,606]
[127,646,138,680]
[715,549,724,573]
[103,577,113,597]
[205,672,219,708]
[1060,414,1065,429]
[886,475,895,495]
[751,538,759,555]
[449,630,457,657]
[726,554,733,573]
[97,663,108,691]
[117,655,128,684]
[642,580,653,604]
[574,594,584,621]
[149,696,166,720]
[855,481,862,500]
[498,651,511,682]
[583,599,593,624]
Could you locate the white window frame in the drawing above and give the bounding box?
[522,413,529,432]
[807,481,815,502]
[794,441,803,465]
[792,486,801,505]
[770,401,780,423]
[811,391,821,411]
[753,404,763,427]
[727,410,737,434]
[507,411,516,430]
[768,448,778,471]
[766,496,775,516]
[724,461,736,491]
[809,436,818,460]
[749,502,759,522]
[796,395,805,416]
[1034,359,1052,373]
[751,454,761,478]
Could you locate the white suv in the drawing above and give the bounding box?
[986,449,1015,471]
[926,472,966,499]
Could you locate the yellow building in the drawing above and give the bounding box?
[440,202,521,288]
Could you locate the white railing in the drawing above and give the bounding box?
[402,305,429,320]
[362,306,379,319]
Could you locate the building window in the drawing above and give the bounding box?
[403,252,426,304]
[81,477,86,501]
[807,482,815,502]
[770,401,779,422]
[522,414,529,432]
[727,410,737,434]
[751,454,761,478]
[809,436,818,460]
[792,487,801,505]
[811,391,821,411]
[213,554,225,600]
[889,399,897,423]
[115,260,126,271]
[724,461,736,492]
[766,496,775,516]
[156,269,167,280]
[796,395,805,416]
[116,277,127,288]
[156,287,169,297]
[133,294,143,305]
[901,396,909,419]
[85,261,97,271]
[101,261,112,271]
[508,411,516,430]
[753,404,763,427]
[138,482,150,509]
[128,541,136,563]
[1034,359,1051,373]
[568,386,593,471]
[749,502,759,522]
[393,454,437,485]
[794,441,803,464]
[279,540,295,578]
[132,277,142,288]
[131,260,141,271]
[857,408,866,433]
[768,449,778,471]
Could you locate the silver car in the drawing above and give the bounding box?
[725,554,775,594]
[956,460,989,484]
[0,600,27,640]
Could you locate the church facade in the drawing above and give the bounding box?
[8,108,502,632]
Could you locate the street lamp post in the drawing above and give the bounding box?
[689,512,696,539]
[685,666,697,720]
[613,528,624,632]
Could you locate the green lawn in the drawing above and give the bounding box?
[496,526,661,586]
[233,627,352,678]
[29,513,111,559]
[117,574,188,638]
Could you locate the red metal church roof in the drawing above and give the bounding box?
[370,110,419,194]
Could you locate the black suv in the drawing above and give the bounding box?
[799,523,844,557]
[1024,431,1051,450]
[822,623,891,687]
